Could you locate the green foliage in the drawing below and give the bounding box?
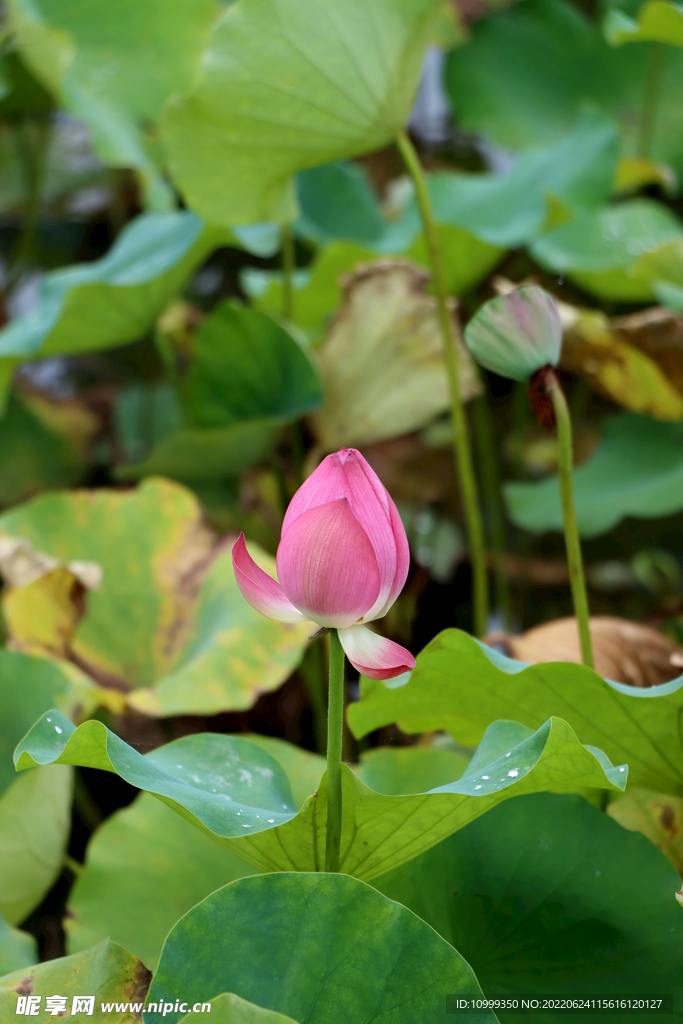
[16,708,626,880]
[0,912,36,975]
[0,212,221,363]
[0,395,87,506]
[67,793,256,970]
[504,413,683,537]
[162,0,443,224]
[605,0,683,47]
[119,302,322,481]
[8,0,215,205]
[445,0,683,176]
[375,792,683,1017]
[356,744,470,794]
[0,651,77,923]
[530,199,683,299]
[182,303,322,428]
[146,873,497,1024]
[348,628,683,794]
[425,113,619,247]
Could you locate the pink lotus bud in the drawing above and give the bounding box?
[232,448,415,679]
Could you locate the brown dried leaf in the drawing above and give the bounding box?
[312,261,481,451]
[558,302,683,420]
[488,615,683,688]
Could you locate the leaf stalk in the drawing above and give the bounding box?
[547,370,594,668]
[396,129,488,636]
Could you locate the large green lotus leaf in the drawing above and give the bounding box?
[161,0,442,225]
[240,735,324,810]
[7,0,214,206]
[0,763,73,925]
[294,162,504,286]
[295,162,389,246]
[445,0,683,178]
[0,912,36,976]
[375,793,683,1018]
[356,744,470,794]
[530,200,683,300]
[422,112,618,248]
[182,302,323,429]
[348,627,683,795]
[0,651,77,923]
[118,302,321,481]
[67,793,257,971]
[116,419,285,484]
[146,873,496,1024]
[0,213,223,364]
[504,413,683,538]
[179,994,299,1024]
[0,649,76,796]
[605,0,683,47]
[0,479,311,716]
[0,938,151,1021]
[16,710,626,882]
[67,737,322,968]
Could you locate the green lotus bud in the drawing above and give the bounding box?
[464,286,562,382]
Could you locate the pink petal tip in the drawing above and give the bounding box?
[338,624,415,680]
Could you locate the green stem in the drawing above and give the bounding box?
[281,223,295,322]
[325,629,345,872]
[547,371,593,669]
[637,41,665,159]
[299,637,328,754]
[471,393,512,628]
[396,129,488,636]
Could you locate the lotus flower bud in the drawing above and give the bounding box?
[232,448,415,680]
[464,286,562,383]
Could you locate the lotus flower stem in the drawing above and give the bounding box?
[281,223,295,322]
[471,394,512,628]
[396,129,488,636]
[546,370,594,669]
[325,628,345,872]
[299,638,328,753]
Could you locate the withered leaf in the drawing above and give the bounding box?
[312,261,481,451]
[487,615,683,688]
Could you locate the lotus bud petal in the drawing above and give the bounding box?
[338,624,415,679]
[232,448,413,677]
[464,286,562,383]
